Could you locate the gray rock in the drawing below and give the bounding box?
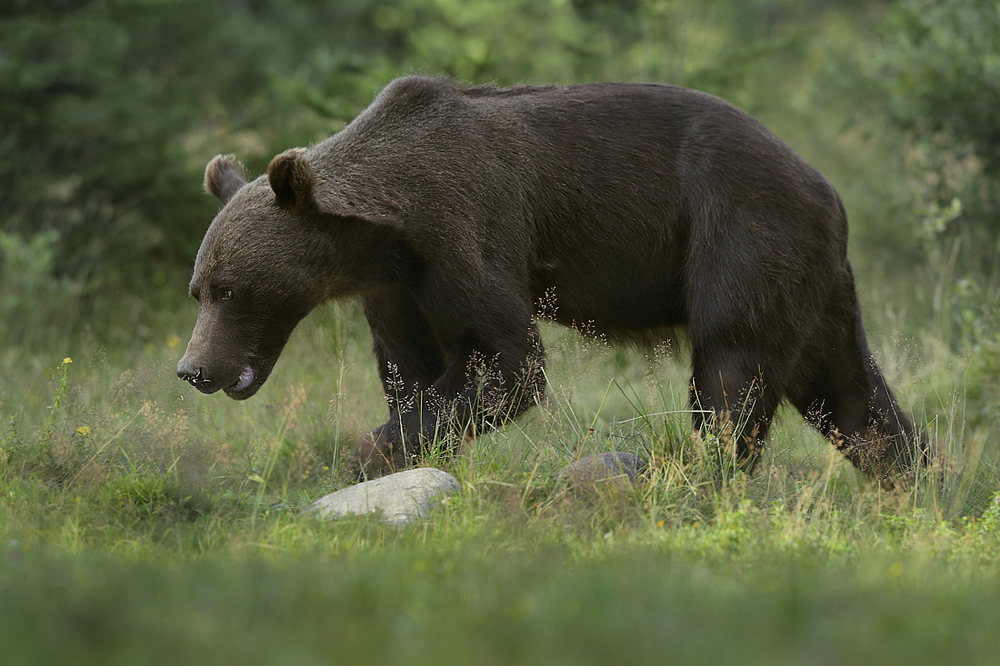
[558,452,647,493]
[307,468,460,526]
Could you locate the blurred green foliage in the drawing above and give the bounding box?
[0,0,389,286]
[879,0,1000,278]
[882,0,1000,182]
[0,0,399,347]
[876,0,1000,424]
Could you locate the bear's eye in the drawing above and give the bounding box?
[221,288,233,301]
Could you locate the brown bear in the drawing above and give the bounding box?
[177,75,925,482]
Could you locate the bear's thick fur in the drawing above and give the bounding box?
[178,76,924,481]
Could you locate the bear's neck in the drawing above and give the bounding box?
[312,216,412,302]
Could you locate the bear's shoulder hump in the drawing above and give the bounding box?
[375,76,460,111]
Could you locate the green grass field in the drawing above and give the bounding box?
[2,299,999,665]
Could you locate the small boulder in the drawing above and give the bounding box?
[307,467,460,526]
[558,452,647,494]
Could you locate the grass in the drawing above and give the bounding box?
[5,536,1000,666]
[2,300,999,665]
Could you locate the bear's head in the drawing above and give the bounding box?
[177,151,362,400]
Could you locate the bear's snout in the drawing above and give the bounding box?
[178,355,261,399]
[177,358,217,393]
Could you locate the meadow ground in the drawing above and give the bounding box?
[2,301,999,665]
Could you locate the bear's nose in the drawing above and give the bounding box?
[177,358,207,386]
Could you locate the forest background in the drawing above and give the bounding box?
[2,0,1000,663]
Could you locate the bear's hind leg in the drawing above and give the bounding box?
[787,298,924,483]
[689,344,785,471]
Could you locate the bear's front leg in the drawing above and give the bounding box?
[348,421,424,478]
[346,290,446,478]
[348,286,544,478]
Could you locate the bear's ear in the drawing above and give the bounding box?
[204,155,249,204]
[267,148,317,211]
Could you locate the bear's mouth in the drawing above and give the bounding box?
[224,365,255,396]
